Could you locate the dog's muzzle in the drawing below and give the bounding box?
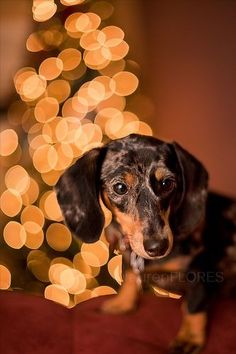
[143,238,169,257]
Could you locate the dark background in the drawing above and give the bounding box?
[115,0,236,198]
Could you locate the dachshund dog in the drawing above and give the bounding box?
[55,134,236,354]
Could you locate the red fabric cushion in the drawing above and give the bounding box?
[0,291,235,354]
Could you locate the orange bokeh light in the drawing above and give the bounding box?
[112,71,139,96]
[81,241,109,267]
[3,221,27,249]
[108,255,123,285]
[0,129,18,156]
[5,165,30,194]
[33,1,57,22]
[0,189,22,217]
[44,284,70,307]
[21,205,45,227]
[26,32,45,52]
[39,57,63,81]
[23,221,44,249]
[20,73,47,101]
[34,97,59,123]
[42,190,63,221]
[33,144,58,173]
[46,223,72,251]
[47,79,71,103]
[0,265,11,290]
[58,48,82,71]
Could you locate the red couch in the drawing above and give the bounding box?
[0,291,235,354]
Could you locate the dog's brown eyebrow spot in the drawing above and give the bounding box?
[124,172,136,187]
[155,167,169,181]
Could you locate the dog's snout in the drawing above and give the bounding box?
[143,238,169,257]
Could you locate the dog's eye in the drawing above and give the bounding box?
[113,182,128,195]
[160,178,175,193]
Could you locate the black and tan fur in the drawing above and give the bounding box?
[55,134,236,354]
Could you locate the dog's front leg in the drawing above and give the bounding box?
[169,308,207,354]
[101,268,142,314]
[102,220,142,314]
[169,265,209,354]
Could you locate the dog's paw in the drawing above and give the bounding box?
[168,339,203,354]
[101,295,137,314]
[168,311,206,354]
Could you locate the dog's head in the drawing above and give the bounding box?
[55,134,208,260]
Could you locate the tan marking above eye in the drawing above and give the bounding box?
[124,172,136,187]
[155,167,170,181]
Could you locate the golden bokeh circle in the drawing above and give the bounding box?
[0,129,18,156]
[81,241,109,267]
[60,268,86,294]
[26,32,45,52]
[43,190,63,221]
[44,284,70,307]
[21,74,47,101]
[46,223,72,251]
[5,165,30,195]
[0,265,11,290]
[33,1,57,22]
[3,221,27,249]
[58,48,82,71]
[0,189,22,217]
[112,71,139,96]
[21,205,45,227]
[49,263,70,284]
[34,97,59,123]
[47,80,71,103]
[32,144,58,173]
[23,222,44,249]
[39,57,63,80]
[107,255,123,285]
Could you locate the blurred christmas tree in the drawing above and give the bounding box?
[0,0,154,307]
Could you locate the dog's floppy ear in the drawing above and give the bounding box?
[55,147,106,243]
[172,143,208,236]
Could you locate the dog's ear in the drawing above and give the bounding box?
[171,143,208,236]
[55,147,107,243]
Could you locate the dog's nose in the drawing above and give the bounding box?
[143,239,169,257]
